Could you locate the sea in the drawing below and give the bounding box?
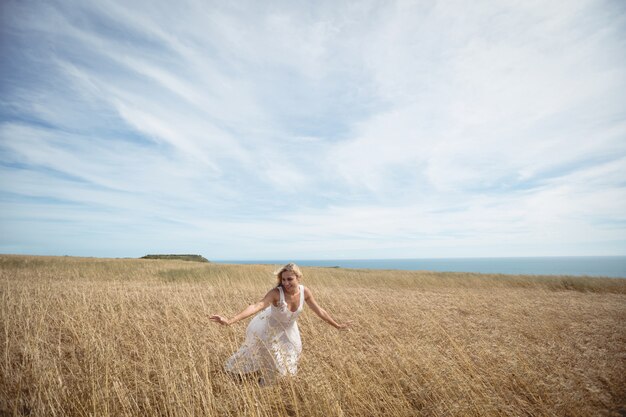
[214,256,626,278]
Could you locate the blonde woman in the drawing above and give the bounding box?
[210,263,351,384]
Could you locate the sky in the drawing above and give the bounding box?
[0,0,625,260]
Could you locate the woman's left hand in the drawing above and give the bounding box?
[209,315,231,326]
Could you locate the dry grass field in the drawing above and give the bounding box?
[1,255,625,416]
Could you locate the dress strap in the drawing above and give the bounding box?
[278,286,285,304]
[298,285,305,310]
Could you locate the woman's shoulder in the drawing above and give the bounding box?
[265,287,280,299]
[303,285,312,298]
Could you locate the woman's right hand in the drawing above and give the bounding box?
[336,321,353,331]
[210,315,231,326]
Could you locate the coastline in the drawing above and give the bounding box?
[1,253,625,278]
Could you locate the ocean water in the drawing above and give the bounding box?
[214,256,626,278]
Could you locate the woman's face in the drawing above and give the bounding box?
[281,271,299,292]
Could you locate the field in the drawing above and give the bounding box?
[1,255,625,416]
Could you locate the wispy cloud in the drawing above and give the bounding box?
[1,0,625,258]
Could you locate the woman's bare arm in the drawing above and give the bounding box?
[210,288,278,326]
[304,287,352,330]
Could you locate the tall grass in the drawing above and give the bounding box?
[1,255,624,416]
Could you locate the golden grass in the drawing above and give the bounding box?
[1,255,625,416]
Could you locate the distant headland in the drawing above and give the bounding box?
[140,254,209,263]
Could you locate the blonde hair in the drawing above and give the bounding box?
[274,263,303,287]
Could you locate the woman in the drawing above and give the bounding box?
[210,263,351,384]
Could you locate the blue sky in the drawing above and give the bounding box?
[1,0,625,260]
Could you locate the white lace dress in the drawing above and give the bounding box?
[225,285,305,378]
